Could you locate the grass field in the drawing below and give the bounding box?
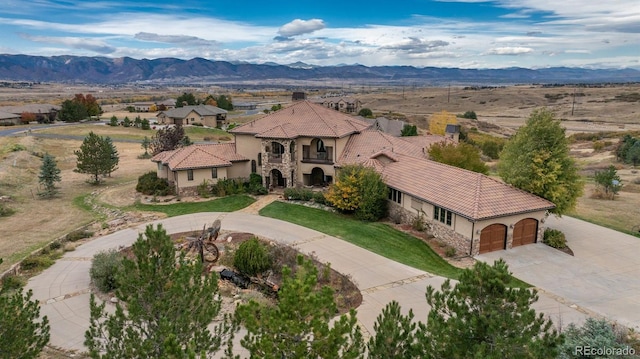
[129,195,255,217]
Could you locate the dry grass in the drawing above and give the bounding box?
[0,135,155,273]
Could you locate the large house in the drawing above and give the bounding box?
[0,104,59,125]
[157,105,228,128]
[152,100,554,256]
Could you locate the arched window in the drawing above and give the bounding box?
[251,160,257,173]
[257,153,262,166]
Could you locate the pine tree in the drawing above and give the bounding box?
[236,255,364,359]
[498,108,583,215]
[84,224,230,358]
[416,260,562,359]
[367,300,419,359]
[74,132,118,184]
[38,153,61,198]
[0,259,50,359]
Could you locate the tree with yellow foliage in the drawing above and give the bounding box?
[325,164,388,221]
[429,110,457,135]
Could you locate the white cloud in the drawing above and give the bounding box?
[486,46,533,55]
[134,32,219,47]
[18,34,116,54]
[381,37,450,53]
[277,19,326,38]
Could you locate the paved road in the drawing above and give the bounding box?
[477,215,640,330]
[26,212,588,353]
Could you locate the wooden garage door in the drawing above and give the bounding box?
[512,218,538,247]
[479,224,507,254]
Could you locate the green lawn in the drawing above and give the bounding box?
[259,202,463,279]
[130,195,255,217]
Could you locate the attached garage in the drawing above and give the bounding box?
[479,224,507,254]
[512,218,538,247]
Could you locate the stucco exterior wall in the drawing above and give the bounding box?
[387,192,549,257]
[227,161,250,179]
[174,167,229,192]
[234,134,262,161]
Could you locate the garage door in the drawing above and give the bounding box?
[512,218,538,247]
[479,224,507,254]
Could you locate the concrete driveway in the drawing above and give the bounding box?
[477,215,640,330]
[26,212,588,352]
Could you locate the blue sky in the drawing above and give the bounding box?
[1,0,638,69]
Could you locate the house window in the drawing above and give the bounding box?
[388,187,402,204]
[257,153,262,166]
[187,169,194,181]
[211,168,217,179]
[434,206,453,226]
[251,160,257,173]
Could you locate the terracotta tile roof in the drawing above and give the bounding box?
[151,143,247,170]
[337,130,430,165]
[230,101,371,139]
[377,154,555,221]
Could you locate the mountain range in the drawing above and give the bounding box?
[1,54,639,85]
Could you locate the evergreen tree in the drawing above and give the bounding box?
[85,224,229,358]
[236,255,364,359]
[109,115,119,126]
[38,153,61,197]
[367,300,419,359]
[498,108,583,215]
[401,124,418,136]
[141,136,151,156]
[176,92,197,107]
[0,259,50,359]
[141,118,151,130]
[626,141,640,167]
[594,165,622,199]
[74,132,118,184]
[416,260,562,359]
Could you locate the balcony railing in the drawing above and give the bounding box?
[268,153,283,163]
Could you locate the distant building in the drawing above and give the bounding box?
[312,96,361,113]
[445,124,461,142]
[362,117,406,137]
[157,105,228,128]
[234,102,257,110]
[0,104,59,124]
[292,92,307,101]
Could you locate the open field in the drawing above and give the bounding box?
[35,123,231,142]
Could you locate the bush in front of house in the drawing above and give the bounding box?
[543,228,567,249]
[312,191,328,205]
[90,249,124,293]
[283,188,314,201]
[136,171,173,196]
[211,178,245,197]
[233,237,272,277]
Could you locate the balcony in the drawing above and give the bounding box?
[267,153,283,163]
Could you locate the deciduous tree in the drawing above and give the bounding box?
[85,224,230,358]
[429,110,457,135]
[358,108,373,118]
[38,153,61,197]
[150,124,187,155]
[176,92,197,107]
[401,124,418,136]
[498,108,583,215]
[428,141,489,174]
[626,141,640,167]
[325,164,388,221]
[0,259,50,359]
[236,255,364,359]
[594,165,622,199]
[416,260,562,358]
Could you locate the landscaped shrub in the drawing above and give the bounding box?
[233,237,272,277]
[283,188,313,201]
[20,255,54,271]
[197,180,210,198]
[136,171,173,196]
[90,249,124,293]
[65,229,94,242]
[1,274,26,291]
[592,140,605,151]
[445,247,456,257]
[411,213,427,232]
[49,241,62,251]
[246,174,268,195]
[543,228,567,249]
[211,178,245,197]
[312,191,328,205]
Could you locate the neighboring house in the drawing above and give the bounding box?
[234,102,257,110]
[152,100,555,255]
[157,105,228,128]
[292,92,307,101]
[362,117,406,136]
[152,143,249,196]
[131,102,155,112]
[0,111,20,125]
[313,97,362,113]
[0,104,59,124]
[445,124,461,142]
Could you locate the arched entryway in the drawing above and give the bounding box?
[512,218,538,247]
[311,167,324,186]
[479,224,507,254]
[270,169,285,187]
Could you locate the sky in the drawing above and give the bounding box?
[1,0,638,69]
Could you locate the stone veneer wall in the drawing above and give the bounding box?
[388,202,472,257]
